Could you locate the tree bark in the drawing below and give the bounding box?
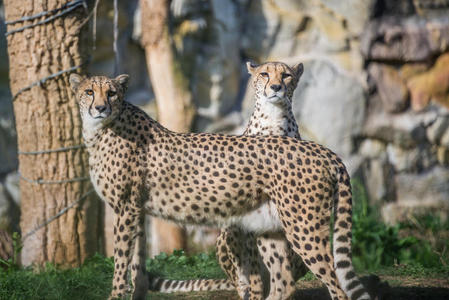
[141,0,194,256]
[4,0,102,267]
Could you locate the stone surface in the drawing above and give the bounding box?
[359,139,387,159]
[241,0,374,61]
[372,0,416,17]
[407,53,449,111]
[241,0,304,59]
[382,166,449,223]
[361,15,449,62]
[426,115,449,144]
[396,166,449,206]
[382,202,448,225]
[441,125,449,147]
[292,59,366,158]
[321,0,376,36]
[368,63,409,113]
[437,146,449,165]
[362,157,396,205]
[386,143,436,172]
[363,107,437,148]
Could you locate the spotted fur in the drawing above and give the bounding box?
[149,61,307,299]
[217,62,307,300]
[69,73,370,300]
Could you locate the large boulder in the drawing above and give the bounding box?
[386,143,436,172]
[292,60,366,158]
[426,113,449,145]
[367,63,409,113]
[362,157,396,205]
[406,53,449,111]
[382,166,449,223]
[363,104,437,148]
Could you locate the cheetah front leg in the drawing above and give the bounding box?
[256,233,306,300]
[130,215,149,299]
[109,207,143,300]
[217,227,264,300]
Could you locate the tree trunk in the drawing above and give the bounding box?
[141,0,194,256]
[4,0,102,267]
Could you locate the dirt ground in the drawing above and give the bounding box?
[151,275,449,300]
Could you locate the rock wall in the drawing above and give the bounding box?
[360,1,449,223]
[1,0,448,243]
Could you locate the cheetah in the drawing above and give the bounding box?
[150,61,308,300]
[216,61,306,300]
[69,73,370,300]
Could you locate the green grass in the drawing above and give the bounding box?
[0,254,113,300]
[0,251,226,300]
[298,271,316,281]
[351,179,449,271]
[372,263,449,279]
[147,250,226,280]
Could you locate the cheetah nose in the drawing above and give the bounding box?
[95,105,107,113]
[270,84,282,92]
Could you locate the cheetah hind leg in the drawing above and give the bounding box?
[256,233,307,300]
[276,195,348,300]
[217,227,264,300]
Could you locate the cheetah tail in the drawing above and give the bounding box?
[333,167,371,300]
[148,277,234,293]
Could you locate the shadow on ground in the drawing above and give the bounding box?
[293,275,449,300]
[293,286,449,300]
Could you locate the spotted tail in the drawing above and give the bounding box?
[333,167,371,300]
[149,277,234,293]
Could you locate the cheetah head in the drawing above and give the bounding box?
[247,61,303,104]
[69,74,129,127]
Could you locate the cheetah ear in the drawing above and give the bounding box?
[69,73,83,91]
[291,63,304,80]
[246,62,259,75]
[115,74,129,92]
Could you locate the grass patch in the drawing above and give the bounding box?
[0,251,225,300]
[147,250,226,280]
[298,271,316,281]
[351,179,449,271]
[372,263,449,279]
[0,253,113,300]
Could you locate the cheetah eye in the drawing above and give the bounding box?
[260,72,269,78]
[85,89,94,96]
[282,73,291,79]
[108,90,117,97]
